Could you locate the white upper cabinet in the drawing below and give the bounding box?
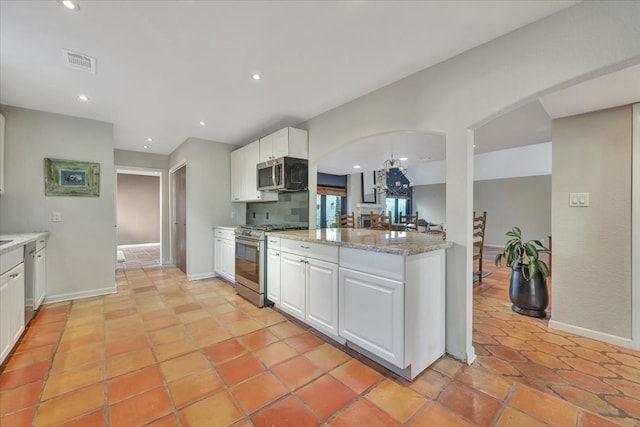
[0,113,5,195]
[259,127,308,162]
[230,141,277,203]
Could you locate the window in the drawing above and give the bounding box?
[385,197,410,223]
[317,194,343,229]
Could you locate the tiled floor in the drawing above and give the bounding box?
[0,247,638,426]
[117,244,161,270]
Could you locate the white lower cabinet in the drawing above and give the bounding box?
[214,228,235,283]
[339,267,404,367]
[33,248,46,309]
[0,262,25,365]
[306,258,339,337]
[266,248,281,304]
[280,252,306,319]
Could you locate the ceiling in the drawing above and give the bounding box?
[0,0,579,155]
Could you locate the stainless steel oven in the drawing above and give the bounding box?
[234,232,265,307]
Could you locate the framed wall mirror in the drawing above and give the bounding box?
[362,172,376,203]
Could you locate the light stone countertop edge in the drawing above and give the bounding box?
[0,232,50,255]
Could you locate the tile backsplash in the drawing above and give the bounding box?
[246,191,309,226]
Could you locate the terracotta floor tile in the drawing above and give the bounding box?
[605,363,640,383]
[304,343,351,372]
[581,411,625,427]
[606,352,640,370]
[557,370,618,395]
[437,381,501,427]
[365,378,426,423]
[226,318,263,336]
[603,377,640,398]
[176,309,209,324]
[238,329,280,351]
[145,413,180,427]
[159,351,211,382]
[218,310,249,324]
[173,302,202,314]
[216,353,266,386]
[268,321,305,339]
[41,361,104,400]
[152,337,197,361]
[109,386,172,427]
[272,355,324,391]
[50,343,104,373]
[0,360,50,391]
[167,370,224,409]
[231,372,288,414]
[0,380,42,416]
[454,364,514,401]
[148,325,188,345]
[15,331,61,351]
[1,406,36,427]
[144,315,180,331]
[1,345,56,372]
[179,391,243,427]
[409,402,475,427]
[106,347,156,379]
[511,361,566,385]
[252,395,321,427]
[254,341,298,368]
[56,333,104,353]
[475,355,521,376]
[284,332,325,354]
[108,365,164,403]
[203,339,246,364]
[604,395,640,419]
[252,310,287,327]
[409,368,450,399]
[509,384,578,427]
[329,398,400,427]
[431,357,464,377]
[568,347,617,364]
[60,410,105,427]
[105,306,138,320]
[495,407,548,427]
[297,374,356,420]
[34,383,104,427]
[330,359,384,394]
[105,334,149,357]
[558,357,616,378]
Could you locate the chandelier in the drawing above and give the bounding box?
[373,155,413,197]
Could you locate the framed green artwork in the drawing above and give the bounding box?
[44,158,100,197]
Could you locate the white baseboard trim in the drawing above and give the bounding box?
[44,287,117,304]
[549,319,633,349]
[117,243,160,248]
[187,272,216,281]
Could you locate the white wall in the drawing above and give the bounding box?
[0,105,116,301]
[169,138,244,280]
[299,1,640,360]
[551,105,632,345]
[114,149,171,264]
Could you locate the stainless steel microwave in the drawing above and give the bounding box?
[256,157,308,191]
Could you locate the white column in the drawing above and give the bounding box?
[444,128,476,363]
[633,103,640,350]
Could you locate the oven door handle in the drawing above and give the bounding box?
[236,236,260,247]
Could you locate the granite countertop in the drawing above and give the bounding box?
[0,232,50,255]
[214,225,241,231]
[266,228,452,256]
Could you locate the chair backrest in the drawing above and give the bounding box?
[473,211,487,247]
[340,212,355,228]
[369,211,391,231]
[400,212,419,231]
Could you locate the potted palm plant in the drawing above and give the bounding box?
[495,227,551,318]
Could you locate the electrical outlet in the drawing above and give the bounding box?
[52,211,62,222]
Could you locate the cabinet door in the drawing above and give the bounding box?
[214,238,224,276]
[244,141,261,201]
[280,252,306,320]
[230,148,243,202]
[271,128,289,159]
[266,249,281,305]
[34,249,46,309]
[259,133,274,162]
[223,239,236,282]
[339,268,404,367]
[306,258,338,337]
[10,265,25,343]
[0,270,11,364]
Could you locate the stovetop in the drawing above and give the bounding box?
[236,224,308,239]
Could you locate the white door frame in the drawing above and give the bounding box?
[169,160,187,269]
[632,103,639,350]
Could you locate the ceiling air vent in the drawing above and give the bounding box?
[62,49,96,74]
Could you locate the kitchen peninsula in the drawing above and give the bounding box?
[264,228,452,380]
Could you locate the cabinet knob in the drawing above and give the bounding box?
[37,255,42,258]
[300,245,310,249]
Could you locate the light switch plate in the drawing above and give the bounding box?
[52,211,62,222]
[569,192,589,207]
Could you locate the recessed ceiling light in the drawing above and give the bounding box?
[60,0,79,11]
[147,138,153,142]
[143,145,149,149]
[353,165,361,169]
[399,157,408,161]
[78,94,89,101]
[252,73,262,81]
[199,121,206,126]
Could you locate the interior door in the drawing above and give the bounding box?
[173,165,187,273]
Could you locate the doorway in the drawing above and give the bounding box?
[172,165,187,274]
[115,168,162,268]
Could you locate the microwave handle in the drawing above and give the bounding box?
[272,163,276,188]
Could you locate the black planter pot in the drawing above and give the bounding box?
[509,264,549,318]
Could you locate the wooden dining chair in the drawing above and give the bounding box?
[369,211,391,231]
[339,212,355,228]
[473,211,487,282]
[399,212,419,231]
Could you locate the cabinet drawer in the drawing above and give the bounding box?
[281,239,338,263]
[1,246,24,276]
[340,247,404,282]
[35,236,47,252]
[215,228,236,241]
[266,236,281,250]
